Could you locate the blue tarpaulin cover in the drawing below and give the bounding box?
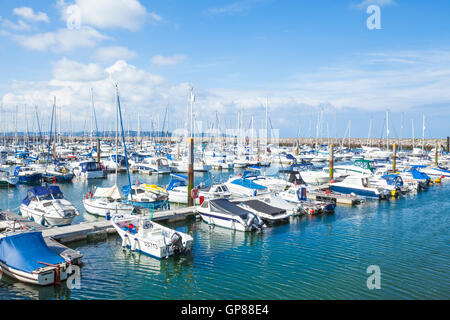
[0,232,65,273]
[22,186,63,206]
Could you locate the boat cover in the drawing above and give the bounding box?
[230,178,267,190]
[236,200,286,216]
[0,232,65,273]
[209,199,252,219]
[407,169,430,181]
[94,184,122,200]
[22,186,63,206]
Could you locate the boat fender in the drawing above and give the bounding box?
[131,238,138,251]
[122,234,129,247]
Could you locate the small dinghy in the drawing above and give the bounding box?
[233,199,291,224]
[0,231,71,286]
[111,215,193,259]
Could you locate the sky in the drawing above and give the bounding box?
[0,0,449,138]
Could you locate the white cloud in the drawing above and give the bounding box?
[12,26,109,52]
[2,50,450,134]
[52,58,106,81]
[59,0,162,31]
[151,54,187,66]
[13,6,50,23]
[92,46,137,63]
[0,17,31,31]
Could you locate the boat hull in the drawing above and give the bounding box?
[19,206,76,226]
[83,199,134,217]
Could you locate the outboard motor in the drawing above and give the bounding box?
[246,213,255,228]
[247,213,264,232]
[171,232,184,254]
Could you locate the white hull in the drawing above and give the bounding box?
[0,260,69,286]
[19,206,76,226]
[112,217,193,259]
[198,212,248,232]
[83,199,134,217]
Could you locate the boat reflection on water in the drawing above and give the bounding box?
[194,219,264,253]
[0,273,72,300]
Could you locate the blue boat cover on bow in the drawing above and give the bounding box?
[0,232,65,273]
[22,186,63,206]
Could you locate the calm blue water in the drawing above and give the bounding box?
[0,167,449,300]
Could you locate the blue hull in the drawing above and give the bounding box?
[17,174,42,184]
[330,185,380,199]
[122,199,168,210]
[42,173,74,182]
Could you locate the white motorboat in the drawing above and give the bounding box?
[329,175,390,199]
[279,186,336,214]
[240,171,289,192]
[197,198,266,232]
[19,185,79,226]
[71,161,104,179]
[133,157,171,175]
[224,175,270,197]
[233,199,291,224]
[111,214,193,259]
[166,174,232,204]
[258,194,303,215]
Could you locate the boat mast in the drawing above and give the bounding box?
[422,114,425,153]
[386,110,389,152]
[412,119,415,149]
[367,118,372,147]
[115,84,132,199]
[115,87,118,185]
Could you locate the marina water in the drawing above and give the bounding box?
[0,166,449,300]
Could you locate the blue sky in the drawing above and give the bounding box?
[0,0,449,138]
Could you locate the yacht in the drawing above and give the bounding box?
[83,184,134,217]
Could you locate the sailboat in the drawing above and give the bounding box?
[83,87,134,217]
